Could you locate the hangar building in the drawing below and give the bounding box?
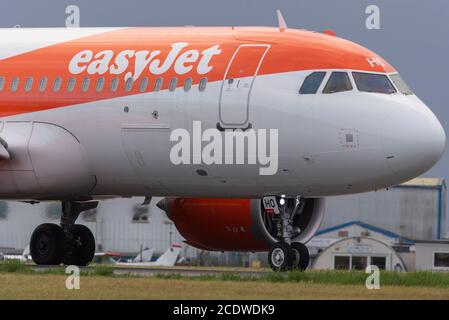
[0,178,446,268]
[322,178,446,240]
[312,237,407,271]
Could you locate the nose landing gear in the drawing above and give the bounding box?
[263,196,310,272]
[30,201,98,266]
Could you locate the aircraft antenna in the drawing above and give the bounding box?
[277,9,287,32]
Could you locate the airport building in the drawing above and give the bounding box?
[308,222,413,271]
[414,240,449,271]
[0,178,447,270]
[0,198,195,259]
[312,237,407,271]
[309,178,447,271]
[321,178,447,240]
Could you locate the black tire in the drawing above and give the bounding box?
[291,242,310,271]
[63,224,95,266]
[30,223,65,265]
[268,241,292,272]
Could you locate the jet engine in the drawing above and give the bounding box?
[157,197,325,252]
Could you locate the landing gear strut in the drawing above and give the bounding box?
[30,201,98,266]
[264,196,310,272]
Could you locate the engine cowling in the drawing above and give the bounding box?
[158,197,326,252]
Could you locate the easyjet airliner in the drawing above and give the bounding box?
[0,14,445,270]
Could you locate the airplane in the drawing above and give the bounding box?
[116,244,182,267]
[128,247,155,263]
[0,245,32,262]
[0,11,444,271]
[92,251,123,264]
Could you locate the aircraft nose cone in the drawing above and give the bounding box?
[383,107,446,180]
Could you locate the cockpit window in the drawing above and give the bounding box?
[352,72,396,94]
[389,74,413,95]
[323,72,353,94]
[299,72,326,94]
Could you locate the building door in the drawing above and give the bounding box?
[219,44,269,128]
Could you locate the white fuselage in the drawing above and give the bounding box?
[0,27,445,200]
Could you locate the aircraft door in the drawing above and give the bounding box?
[219,45,270,129]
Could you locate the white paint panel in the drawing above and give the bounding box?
[0,28,123,60]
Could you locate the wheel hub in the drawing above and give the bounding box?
[37,236,50,255]
[271,248,285,267]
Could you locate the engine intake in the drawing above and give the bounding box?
[158,197,325,252]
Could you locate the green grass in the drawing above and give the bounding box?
[93,265,114,277]
[1,261,449,288]
[0,260,31,273]
[154,270,449,288]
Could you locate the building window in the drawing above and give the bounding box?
[67,78,76,92]
[82,77,90,92]
[334,255,350,270]
[169,77,177,92]
[53,77,62,92]
[24,77,33,92]
[371,256,386,270]
[361,231,371,237]
[111,77,119,92]
[125,77,133,92]
[96,77,105,92]
[338,231,349,237]
[351,256,368,270]
[132,215,149,223]
[139,77,149,92]
[39,77,48,92]
[0,77,4,91]
[184,77,192,92]
[131,204,150,223]
[154,77,163,91]
[10,77,19,92]
[199,77,208,91]
[434,252,449,268]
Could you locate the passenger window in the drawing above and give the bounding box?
[352,72,396,94]
[139,77,148,92]
[96,77,105,92]
[323,72,353,94]
[39,77,48,92]
[24,77,33,92]
[82,77,90,92]
[110,77,119,92]
[299,72,326,94]
[169,78,178,92]
[199,77,207,92]
[53,77,62,92]
[67,78,76,92]
[125,78,133,92]
[184,77,192,91]
[0,77,4,91]
[10,77,19,92]
[390,74,413,95]
[154,77,163,91]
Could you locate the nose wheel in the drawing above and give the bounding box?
[268,241,310,271]
[30,200,98,266]
[290,242,310,271]
[264,196,310,272]
[268,242,292,271]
